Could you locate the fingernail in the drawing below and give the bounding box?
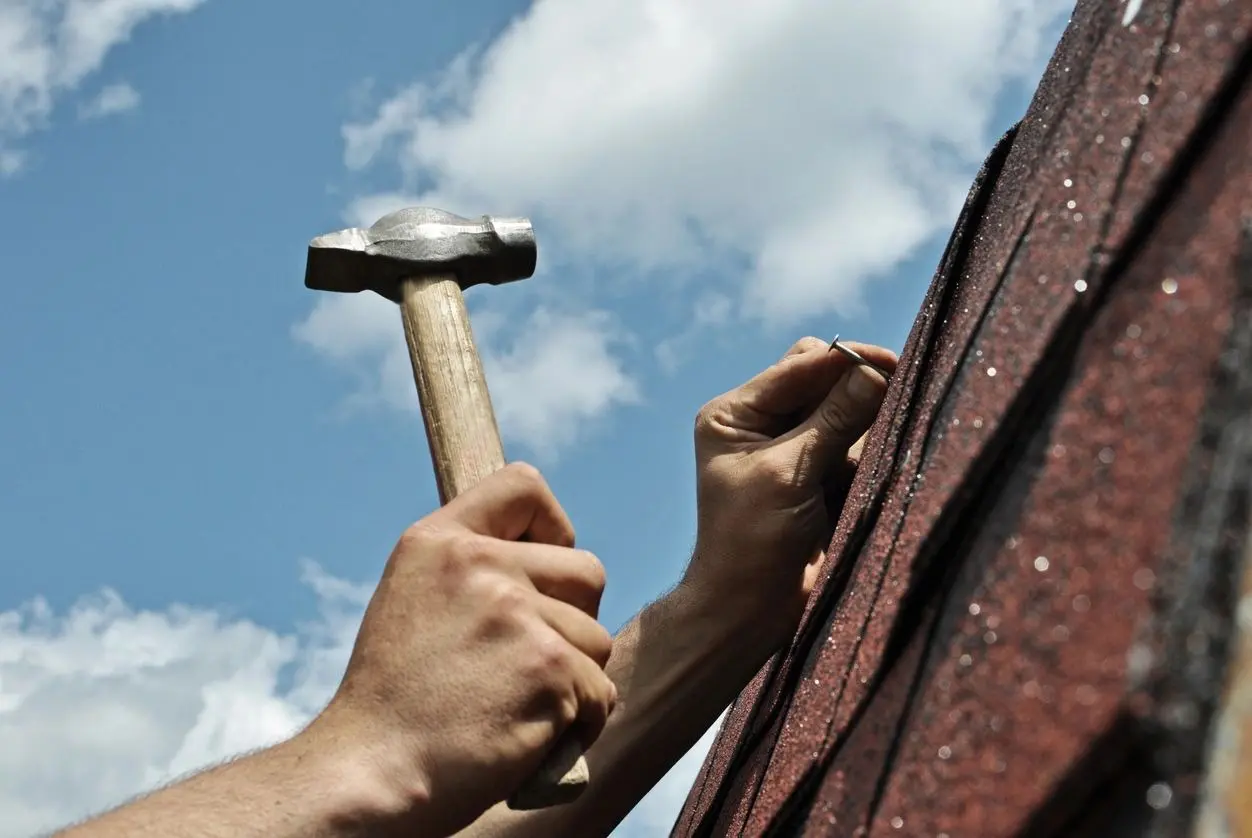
[847,366,885,404]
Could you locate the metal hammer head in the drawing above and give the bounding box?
[305,207,537,303]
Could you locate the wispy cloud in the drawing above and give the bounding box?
[338,0,1071,325]
[292,292,640,461]
[478,306,641,460]
[0,0,205,174]
[0,566,715,837]
[300,0,1069,457]
[78,81,141,120]
[0,149,24,176]
[0,562,364,837]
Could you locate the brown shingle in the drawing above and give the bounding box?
[672,0,1252,834]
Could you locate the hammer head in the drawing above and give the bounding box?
[305,207,537,303]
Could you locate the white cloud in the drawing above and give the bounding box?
[300,0,1067,458]
[477,307,641,460]
[0,561,365,838]
[0,0,204,172]
[343,87,424,172]
[0,568,714,837]
[655,290,733,373]
[344,191,423,230]
[78,80,140,120]
[0,148,24,175]
[303,0,1067,449]
[341,0,1070,325]
[293,293,639,460]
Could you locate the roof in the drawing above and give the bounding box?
[671,0,1252,834]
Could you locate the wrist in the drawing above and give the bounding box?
[613,585,768,727]
[291,709,433,837]
[681,538,807,651]
[668,570,789,671]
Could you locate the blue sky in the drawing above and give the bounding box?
[0,1,1071,834]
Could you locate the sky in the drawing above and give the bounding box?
[0,1,1073,834]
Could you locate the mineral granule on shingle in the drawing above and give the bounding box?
[671,0,1252,835]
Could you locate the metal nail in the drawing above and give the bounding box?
[828,335,893,380]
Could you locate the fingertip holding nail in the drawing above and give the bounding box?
[828,337,893,381]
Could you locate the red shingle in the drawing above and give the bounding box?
[672,0,1252,834]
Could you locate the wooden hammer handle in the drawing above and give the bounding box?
[399,275,591,810]
[401,275,507,500]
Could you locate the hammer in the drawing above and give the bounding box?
[304,206,591,810]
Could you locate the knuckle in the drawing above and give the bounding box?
[693,409,711,440]
[581,673,617,741]
[760,450,804,491]
[398,520,438,553]
[606,675,620,710]
[482,576,529,615]
[786,336,826,358]
[537,633,571,671]
[470,580,528,640]
[589,623,614,666]
[524,632,574,686]
[522,638,579,729]
[396,521,462,575]
[597,673,618,717]
[444,532,498,573]
[504,461,546,492]
[554,692,579,730]
[693,399,726,439]
[575,550,608,593]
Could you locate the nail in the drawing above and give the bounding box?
[829,336,893,381]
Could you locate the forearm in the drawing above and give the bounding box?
[460,576,774,838]
[55,726,413,838]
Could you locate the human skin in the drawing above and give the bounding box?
[56,337,896,838]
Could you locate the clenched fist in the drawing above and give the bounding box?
[309,463,616,836]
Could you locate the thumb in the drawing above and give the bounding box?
[777,364,888,480]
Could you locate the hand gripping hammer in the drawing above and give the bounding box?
[304,206,590,810]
